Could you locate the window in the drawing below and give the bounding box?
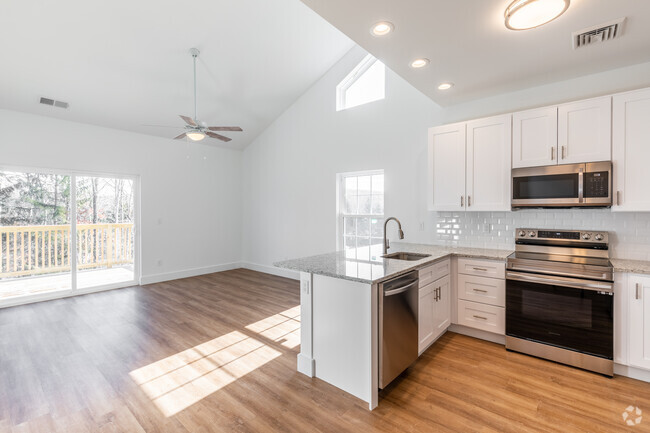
[336,54,385,111]
[337,170,384,261]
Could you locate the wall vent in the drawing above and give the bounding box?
[39,97,69,109]
[573,17,626,49]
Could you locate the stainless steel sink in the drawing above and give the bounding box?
[381,252,431,261]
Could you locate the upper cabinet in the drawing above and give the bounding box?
[466,115,512,211]
[612,88,650,212]
[428,123,466,211]
[428,115,511,212]
[558,97,611,164]
[512,106,557,168]
[512,97,612,169]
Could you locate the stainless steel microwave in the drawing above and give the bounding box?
[512,161,612,208]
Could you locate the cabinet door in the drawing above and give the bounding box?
[432,275,451,340]
[512,106,558,168]
[466,114,512,211]
[558,97,611,164]
[612,88,650,211]
[418,284,435,354]
[614,273,628,365]
[629,275,650,370]
[428,123,466,211]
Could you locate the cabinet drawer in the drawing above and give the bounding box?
[457,258,505,279]
[458,274,505,307]
[419,259,450,287]
[457,299,505,335]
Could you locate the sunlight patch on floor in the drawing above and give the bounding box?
[245,306,301,349]
[129,330,281,417]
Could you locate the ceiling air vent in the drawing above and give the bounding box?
[573,17,626,49]
[39,97,69,109]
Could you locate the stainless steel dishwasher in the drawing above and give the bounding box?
[379,270,419,388]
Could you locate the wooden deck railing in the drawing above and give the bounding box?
[0,224,134,278]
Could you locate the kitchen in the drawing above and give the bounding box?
[2,0,650,431]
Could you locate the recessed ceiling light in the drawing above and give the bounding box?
[505,0,570,30]
[371,21,394,36]
[438,83,454,90]
[410,58,430,68]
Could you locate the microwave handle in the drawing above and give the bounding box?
[578,168,584,203]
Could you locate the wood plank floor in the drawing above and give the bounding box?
[1,268,649,432]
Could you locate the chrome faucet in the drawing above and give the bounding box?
[383,217,404,254]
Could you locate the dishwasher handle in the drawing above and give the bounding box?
[383,280,418,297]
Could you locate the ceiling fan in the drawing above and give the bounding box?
[170,48,242,143]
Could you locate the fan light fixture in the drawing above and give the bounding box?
[371,21,394,36]
[505,0,570,30]
[186,131,206,141]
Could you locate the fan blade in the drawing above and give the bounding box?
[207,126,243,132]
[179,115,197,126]
[206,131,232,142]
[173,133,187,140]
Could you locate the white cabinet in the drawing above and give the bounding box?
[512,106,557,168]
[612,88,650,211]
[513,97,611,168]
[614,273,628,365]
[629,275,650,370]
[466,115,512,211]
[558,97,611,164]
[428,115,511,212]
[428,122,466,211]
[456,258,506,335]
[418,260,451,354]
[432,275,451,338]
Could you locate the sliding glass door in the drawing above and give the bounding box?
[0,167,137,306]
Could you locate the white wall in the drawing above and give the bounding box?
[241,46,442,271]
[0,109,242,283]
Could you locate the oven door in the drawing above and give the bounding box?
[506,271,613,359]
[512,164,582,207]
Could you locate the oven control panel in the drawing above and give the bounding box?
[516,229,608,244]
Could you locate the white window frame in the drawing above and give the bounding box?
[336,54,385,111]
[0,164,141,308]
[336,169,385,254]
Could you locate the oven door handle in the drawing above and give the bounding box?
[506,271,613,293]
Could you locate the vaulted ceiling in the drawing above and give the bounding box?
[0,0,354,149]
[301,0,650,106]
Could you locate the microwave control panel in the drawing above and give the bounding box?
[584,171,609,198]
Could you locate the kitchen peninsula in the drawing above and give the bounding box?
[275,243,512,409]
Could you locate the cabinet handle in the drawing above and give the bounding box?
[468,196,472,207]
[617,191,621,206]
[636,283,642,300]
[473,315,488,320]
[473,267,488,272]
[551,147,555,161]
[461,196,464,207]
[473,288,488,293]
[561,146,566,159]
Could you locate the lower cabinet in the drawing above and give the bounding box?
[629,275,650,370]
[457,299,505,334]
[418,267,451,354]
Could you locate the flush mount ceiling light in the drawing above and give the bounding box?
[410,58,430,68]
[438,82,454,90]
[186,131,206,141]
[505,0,570,30]
[371,21,394,36]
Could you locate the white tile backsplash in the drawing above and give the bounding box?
[431,209,650,260]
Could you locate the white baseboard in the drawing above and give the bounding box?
[240,262,300,280]
[615,363,650,382]
[140,262,242,285]
[297,353,315,377]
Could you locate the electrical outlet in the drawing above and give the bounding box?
[419,222,425,231]
[157,259,163,267]
[301,279,310,294]
[483,223,492,233]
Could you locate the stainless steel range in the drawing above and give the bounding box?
[505,229,614,376]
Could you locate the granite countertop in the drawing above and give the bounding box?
[610,258,650,276]
[274,242,513,284]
